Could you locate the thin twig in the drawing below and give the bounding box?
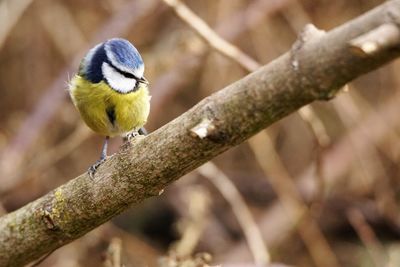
[38,1,87,59]
[173,186,210,258]
[224,82,400,262]
[336,87,400,163]
[162,0,261,72]
[198,162,271,265]
[0,0,34,50]
[297,105,331,147]
[248,132,340,267]
[2,123,92,197]
[346,207,387,267]
[104,238,123,267]
[28,248,57,267]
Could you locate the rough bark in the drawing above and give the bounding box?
[1,1,400,266]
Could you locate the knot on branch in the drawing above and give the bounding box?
[190,117,230,144]
[39,188,68,232]
[290,24,326,71]
[40,207,59,231]
[348,23,400,57]
[190,118,216,139]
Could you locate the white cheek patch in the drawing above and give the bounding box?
[102,62,136,93]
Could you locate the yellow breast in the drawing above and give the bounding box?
[69,75,150,137]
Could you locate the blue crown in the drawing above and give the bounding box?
[81,38,144,83]
[107,39,143,72]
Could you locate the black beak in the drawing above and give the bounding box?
[138,76,149,85]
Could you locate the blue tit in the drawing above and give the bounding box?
[68,38,150,177]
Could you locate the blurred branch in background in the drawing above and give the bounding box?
[38,0,87,60]
[346,207,387,266]
[198,162,270,265]
[225,86,400,261]
[172,186,211,258]
[5,123,91,191]
[0,0,34,50]
[249,132,340,267]
[162,0,260,71]
[53,223,160,267]
[298,91,400,204]
[104,237,123,267]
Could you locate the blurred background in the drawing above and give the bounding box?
[0,0,400,266]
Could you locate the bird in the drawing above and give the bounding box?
[68,38,150,177]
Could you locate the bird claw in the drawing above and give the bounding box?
[123,128,147,143]
[125,131,140,142]
[88,158,106,178]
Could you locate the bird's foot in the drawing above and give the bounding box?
[123,128,147,142]
[124,131,140,142]
[88,158,107,179]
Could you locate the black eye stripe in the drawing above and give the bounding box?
[107,61,139,80]
[116,68,136,79]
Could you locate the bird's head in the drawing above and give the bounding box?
[79,38,148,94]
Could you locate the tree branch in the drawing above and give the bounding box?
[1,1,400,266]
